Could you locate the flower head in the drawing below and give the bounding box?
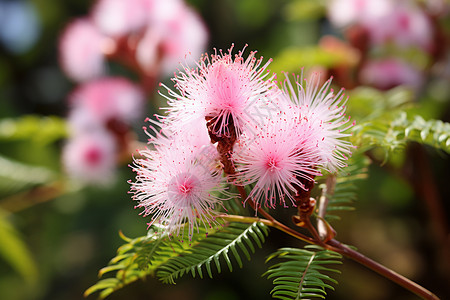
[129,130,225,239]
[233,111,322,209]
[69,77,144,127]
[160,44,276,139]
[62,130,117,185]
[59,18,105,82]
[91,0,150,36]
[136,4,208,76]
[279,72,354,172]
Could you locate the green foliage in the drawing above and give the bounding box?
[85,221,268,299]
[264,246,342,300]
[270,46,356,75]
[348,86,414,123]
[348,86,450,158]
[157,221,268,284]
[0,210,38,285]
[282,0,325,21]
[0,154,56,196]
[320,154,370,222]
[352,112,450,155]
[0,115,67,144]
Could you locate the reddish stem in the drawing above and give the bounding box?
[328,239,440,300]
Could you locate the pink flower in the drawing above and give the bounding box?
[59,18,105,82]
[62,130,117,185]
[233,112,322,209]
[160,45,276,138]
[359,58,424,89]
[91,0,150,36]
[279,73,354,172]
[129,133,225,238]
[328,0,393,28]
[136,5,208,76]
[367,1,433,51]
[328,0,433,52]
[68,77,145,128]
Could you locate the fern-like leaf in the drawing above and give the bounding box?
[264,246,342,300]
[352,112,450,155]
[157,221,269,284]
[85,224,210,299]
[85,221,268,299]
[320,153,370,222]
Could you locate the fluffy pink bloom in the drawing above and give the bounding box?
[136,5,208,76]
[359,58,424,89]
[129,133,225,238]
[160,45,276,138]
[279,73,354,172]
[63,130,117,185]
[59,18,105,82]
[91,0,150,36]
[233,113,322,209]
[68,77,144,128]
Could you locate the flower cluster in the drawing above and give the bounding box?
[59,0,208,83]
[63,78,144,185]
[59,0,209,185]
[129,45,354,237]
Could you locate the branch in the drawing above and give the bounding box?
[328,239,441,300]
[222,213,440,300]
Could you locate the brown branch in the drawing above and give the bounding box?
[328,239,441,300]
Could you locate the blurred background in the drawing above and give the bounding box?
[0,0,449,299]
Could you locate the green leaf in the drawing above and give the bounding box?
[352,112,450,155]
[0,154,56,195]
[0,210,38,285]
[157,222,269,284]
[271,46,359,75]
[0,115,67,144]
[316,154,370,222]
[85,225,197,299]
[264,246,342,300]
[283,0,325,21]
[85,221,268,299]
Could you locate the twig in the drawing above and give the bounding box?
[317,175,336,240]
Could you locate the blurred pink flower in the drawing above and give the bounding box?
[63,130,117,185]
[160,45,275,138]
[136,5,208,76]
[359,58,424,89]
[59,18,105,82]
[328,0,393,28]
[130,135,225,238]
[91,0,150,36]
[328,0,433,51]
[68,77,145,128]
[367,1,433,51]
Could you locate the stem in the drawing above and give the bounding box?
[328,239,440,300]
[0,181,66,215]
[317,175,336,240]
[219,214,315,244]
[222,213,440,299]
